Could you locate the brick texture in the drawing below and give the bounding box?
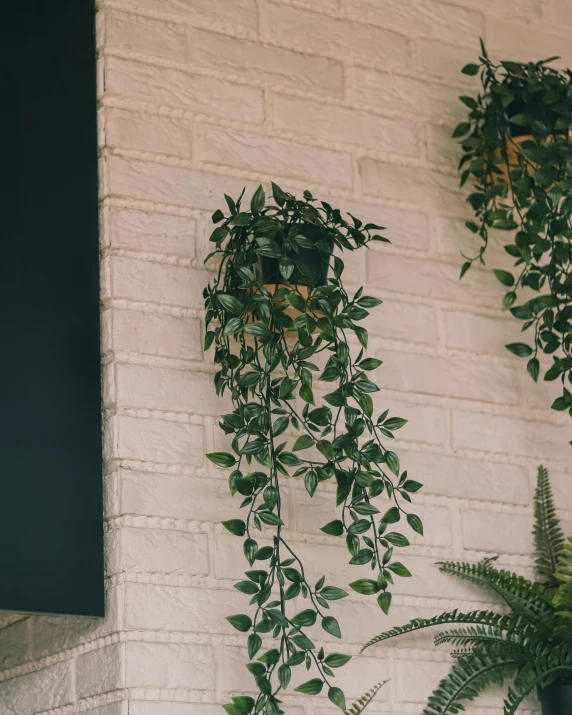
[0,1,564,714]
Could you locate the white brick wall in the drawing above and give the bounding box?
[0,0,569,713]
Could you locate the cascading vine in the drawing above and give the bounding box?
[203,183,423,715]
[455,42,572,420]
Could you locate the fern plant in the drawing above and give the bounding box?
[361,466,572,714]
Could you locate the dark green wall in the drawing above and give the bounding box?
[0,1,104,616]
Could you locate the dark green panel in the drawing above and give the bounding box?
[0,1,104,616]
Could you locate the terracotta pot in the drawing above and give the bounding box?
[538,682,572,715]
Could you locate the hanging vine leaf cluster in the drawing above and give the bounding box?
[455,42,572,417]
[204,183,422,715]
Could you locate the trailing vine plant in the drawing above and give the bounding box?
[455,41,572,418]
[203,183,423,714]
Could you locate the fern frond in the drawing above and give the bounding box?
[423,655,518,715]
[439,560,554,620]
[534,465,565,583]
[435,621,529,650]
[555,536,572,585]
[344,680,387,714]
[363,610,516,651]
[504,644,572,715]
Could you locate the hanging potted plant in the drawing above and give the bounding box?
[203,183,423,715]
[360,466,572,715]
[454,42,572,419]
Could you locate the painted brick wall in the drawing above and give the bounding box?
[1,1,571,713]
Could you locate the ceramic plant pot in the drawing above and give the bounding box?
[538,681,572,715]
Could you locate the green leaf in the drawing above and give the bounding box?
[250,185,265,214]
[210,226,229,244]
[286,293,306,312]
[258,511,284,526]
[353,502,379,516]
[502,292,517,311]
[217,294,243,315]
[246,662,265,677]
[506,342,533,357]
[293,434,315,451]
[459,95,478,109]
[461,63,480,76]
[300,384,315,404]
[305,470,318,497]
[355,326,368,349]
[383,417,407,431]
[322,616,342,638]
[349,579,379,595]
[230,697,255,715]
[223,705,244,715]
[359,358,382,371]
[328,687,347,710]
[388,562,412,577]
[381,507,400,524]
[385,451,400,476]
[278,664,291,690]
[385,532,410,547]
[231,212,251,226]
[207,452,236,468]
[224,193,236,214]
[325,653,352,668]
[527,357,540,382]
[377,591,392,614]
[259,648,281,665]
[295,679,324,695]
[280,451,302,466]
[358,296,382,308]
[510,112,534,127]
[272,416,289,437]
[452,122,471,138]
[290,609,317,627]
[403,480,422,493]
[320,586,349,601]
[460,261,471,279]
[317,440,335,460]
[254,546,274,560]
[324,390,345,407]
[552,396,569,411]
[244,323,271,340]
[227,614,252,632]
[249,633,263,659]
[493,270,515,287]
[234,580,259,595]
[407,513,424,536]
[271,182,286,207]
[321,520,344,536]
[222,519,246,536]
[224,317,244,336]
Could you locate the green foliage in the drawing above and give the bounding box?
[534,465,566,583]
[455,42,572,419]
[204,184,419,714]
[343,681,388,715]
[362,466,572,714]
